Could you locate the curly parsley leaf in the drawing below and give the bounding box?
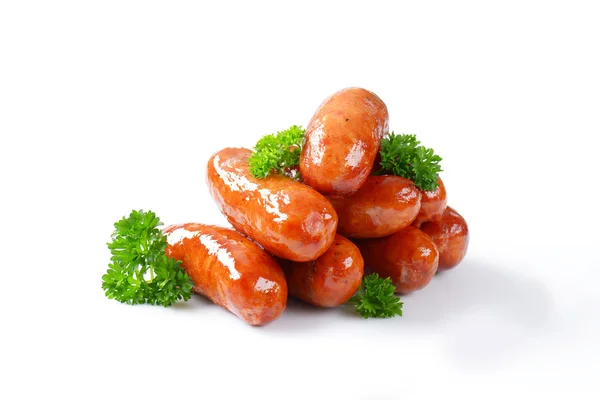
[102,210,193,307]
[350,273,403,318]
[378,132,442,191]
[248,125,305,179]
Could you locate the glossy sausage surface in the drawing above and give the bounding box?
[164,223,287,326]
[354,226,439,294]
[420,206,469,270]
[329,175,421,238]
[300,87,389,197]
[207,147,338,262]
[413,177,447,227]
[280,234,364,307]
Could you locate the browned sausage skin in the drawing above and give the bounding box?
[329,175,421,238]
[300,87,389,198]
[206,147,338,262]
[413,177,447,227]
[164,224,287,326]
[280,234,364,307]
[420,206,469,270]
[354,226,439,294]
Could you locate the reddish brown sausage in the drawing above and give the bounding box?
[413,177,447,227]
[300,87,389,197]
[280,234,364,307]
[420,206,469,270]
[354,226,439,294]
[163,223,287,326]
[207,147,338,262]
[329,175,421,238]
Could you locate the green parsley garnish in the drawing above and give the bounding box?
[378,132,443,191]
[102,210,193,307]
[248,125,305,179]
[350,273,403,318]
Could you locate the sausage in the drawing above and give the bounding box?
[206,147,338,262]
[354,226,439,294]
[280,234,364,307]
[413,177,447,227]
[420,206,469,270]
[371,152,382,174]
[329,175,421,238]
[300,87,389,197]
[163,223,287,326]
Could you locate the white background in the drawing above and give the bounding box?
[1,1,599,399]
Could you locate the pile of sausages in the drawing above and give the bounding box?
[163,88,469,326]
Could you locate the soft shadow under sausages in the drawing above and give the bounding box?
[170,258,556,363]
[401,258,555,366]
[267,258,556,367]
[403,258,553,327]
[170,292,346,331]
[265,297,344,332]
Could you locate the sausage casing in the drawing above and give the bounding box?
[413,177,447,226]
[354,226,439,294]
[164,223,287,326]
[420,206,469,270]
[329,175,421,238]
[207,147,338,262]
[280,234,364,307]
[300,87,389,197]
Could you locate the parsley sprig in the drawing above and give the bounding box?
[248,125,305,179]
[102,210,193,307]
[378,133,443,191]
[350,273,403,318]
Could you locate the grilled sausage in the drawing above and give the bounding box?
[280,234,364,307]
[354,226,439,294]
[164,223,287,326]
[413,177,447,227]
[329,175,421,238]
[300,87,389,197]
[206,147,338,262]
[420,206,469,270]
